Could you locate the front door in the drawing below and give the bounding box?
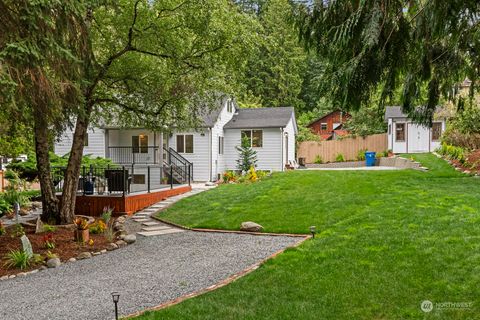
[407,123,430,153]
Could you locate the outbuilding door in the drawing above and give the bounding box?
[407,123,430,153]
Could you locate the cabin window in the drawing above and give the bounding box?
[432,122,442,141]
[320,123,327,131]
[218,136,224,154]
[241,130,263,148]
[176,134,194,153]
[395,123,405,142]
[132,135,148,153]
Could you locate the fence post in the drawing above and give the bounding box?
[188,165,191,186]
[122,166,126,197]
[147,166,151,193]
[170,165,173,190]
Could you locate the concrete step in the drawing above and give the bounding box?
[141,225,172,231]
[137,228,185,237]
[132,218,151,222]
[142,221,160,226]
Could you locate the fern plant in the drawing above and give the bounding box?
[4,249,31,270]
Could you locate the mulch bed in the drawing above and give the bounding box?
[450,149,480,174]
[0,224,110,277]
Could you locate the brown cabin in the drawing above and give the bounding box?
[307,110,351,140]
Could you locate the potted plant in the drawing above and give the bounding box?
[74,217,90,243]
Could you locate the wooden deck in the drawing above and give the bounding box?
[59,185,192,216]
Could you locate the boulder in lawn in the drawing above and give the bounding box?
[240,221,264,232]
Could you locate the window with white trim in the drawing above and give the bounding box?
[218,136,224,154]
[241,130,263,148]
[176,134,194,153]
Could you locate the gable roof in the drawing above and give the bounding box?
[307,110,350,127]
[384,106,446,121]
[224,107,296,130]
[198,96,229,127]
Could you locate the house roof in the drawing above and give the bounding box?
[224,107,296,129]
[199,96,229,127]
[307,110,349,127]
[384,106,446,121]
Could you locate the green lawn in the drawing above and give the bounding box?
[137,154,480,319]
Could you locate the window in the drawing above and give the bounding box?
[432,122,442,141]
[227,100,233,113]
[176,134,194,153]
[132,135,148,153]
[218,136,224,154]
[241,130,263,148]
[84,133,89,146]
[320,123,327,131]
[395,123,405,141]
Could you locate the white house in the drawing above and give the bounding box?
[385,106,446,153]
[54,97,298,182]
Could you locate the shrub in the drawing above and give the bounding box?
[314,155,323,164]
[356,149,367,161]
[236,136,257,173]
[43,224,57,233]
[11,224,25,237]
[3,249,31,270]
[0,197,12,217]
[246,166,258,182]
[222,171,237,183]
[89,220,107,234]
[101,207,113,224]
[436,143,466,163]
[335,153,345,162]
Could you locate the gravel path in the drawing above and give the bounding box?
[0,231,302,320]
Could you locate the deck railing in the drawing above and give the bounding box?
[108,146,161,164]
[52,163,191,196]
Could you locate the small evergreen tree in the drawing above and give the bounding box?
[236,136,258,173]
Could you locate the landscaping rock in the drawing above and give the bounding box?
[8,275,16,279]
[68,258,76,262]
[106,243,118,251]
[47,258,61,268]
[115,240,127,247]
[240,221,264,232]
[28,269,39,274]
[17,272,27,277]
[100,249,107,253]
[124,234,137,244]
[0,275,8,281]
[31,201,42,209]
[92,252,101,256]
[77,252,92,260]
[39,266,47,271]
[116,216,126,224]
[114,222,125,232]
[35,217,45,234]
[205,181,216,186]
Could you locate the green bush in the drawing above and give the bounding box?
[3,249,32,270]
[335,153,345,162]
[314,155,323,164]
[356,149,367,161]
[0,197,12,217]
[436,143,466,163]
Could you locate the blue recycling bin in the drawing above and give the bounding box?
[365,151,376,167]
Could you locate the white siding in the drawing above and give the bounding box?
[224,128,283,172]
[283,118,296,165]
[54,127,105,158]
[169,130,211,182]
[210,99,236,181]
[388,119,446,153]
[387,118,393,151]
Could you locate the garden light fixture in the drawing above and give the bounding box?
[309,226,316,238]
[111,292,120,320]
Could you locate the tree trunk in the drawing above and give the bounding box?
[34,108,60,224]
[59,109,91,224]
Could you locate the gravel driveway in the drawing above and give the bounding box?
[0,231,301,320]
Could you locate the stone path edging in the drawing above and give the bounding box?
[125,234,309,319]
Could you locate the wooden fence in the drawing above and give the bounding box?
[297,133,388,163]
